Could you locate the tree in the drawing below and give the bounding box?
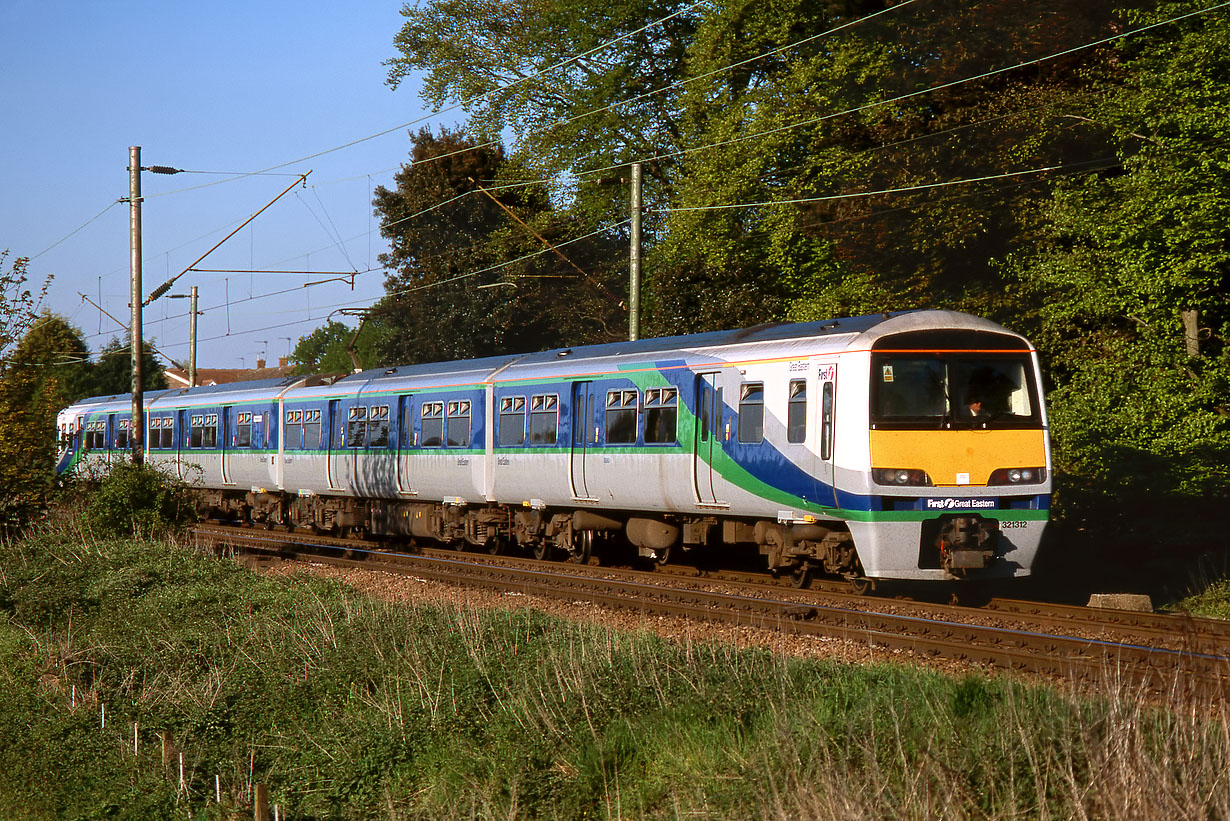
[0,313,90,529]
[0,250,51,366]
[81,337,167,398]
[374,128,624,365]
[289,319,392,374]
[1004,1,1230,536]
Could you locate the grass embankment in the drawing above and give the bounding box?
[1,532,1227,820]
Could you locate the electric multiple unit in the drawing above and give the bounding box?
[57,310,1051,587]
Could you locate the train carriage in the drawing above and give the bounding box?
[57,310,1051,588]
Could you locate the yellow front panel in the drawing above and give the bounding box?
[869,429,1047,487]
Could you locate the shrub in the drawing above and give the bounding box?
[84,461,194,539]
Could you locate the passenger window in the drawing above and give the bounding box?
[529,394,558,445]
[787,380,807,444]
[190,415,204,448]
[236,412,253,448]
[203,414,218,448]
[116,419,130,450]
[499,396,526,447]
[605,389,638,444]
[369,405,390,448]
[347,406,367,448]
[447,400,471,447]
[285,410,302,450]
[303,409,322,449]
[738,383,764,444]
[421,402,444,447]
[644,388,677,444]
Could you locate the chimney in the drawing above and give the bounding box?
[256,358,266,369]
[279,356,288,368]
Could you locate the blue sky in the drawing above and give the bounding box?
[0,1,450,369]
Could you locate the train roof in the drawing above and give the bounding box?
[61,310,1028,414]
[333,310,938,392]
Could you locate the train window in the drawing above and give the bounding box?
[83,421,103,451]
[285,410,302,450]
[821,382,835,460]
[605,389,638,444]
[369,406,390,448]
[738,383,765,444]
[871,354,1039,429]
[644,388,677,444]
[952,360,1034,420]
[347,406,368,448]
[189,415,204,448]
[529,394,558,445]
[447,400,471,447]
[149,417,166,450]
[421,402,444,447]
[875,359,946,419]
[303,409,322,449]
[236,412,253,448]
[787,380,807,444]
[116,419,130,450]
[204,414,218,448]
[499,396,526,447]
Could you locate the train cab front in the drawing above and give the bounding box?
[865,326,1051,581]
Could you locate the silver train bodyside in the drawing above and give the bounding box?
[57,310,1052,585]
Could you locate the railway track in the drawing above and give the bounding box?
[192,523,1230,700]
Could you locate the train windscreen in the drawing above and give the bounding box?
[870,351,1041,429]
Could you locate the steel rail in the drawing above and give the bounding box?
[193,524,1230,700]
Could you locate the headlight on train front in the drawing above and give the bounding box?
[872,468,933,486]
[988,467,1046,485]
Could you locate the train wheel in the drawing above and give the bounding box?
[532,541,550,561]
[791,565,812,589]
[570,530,593,565]
[485,536,505,556]
[650,546,671,566]
[449,539,466,552]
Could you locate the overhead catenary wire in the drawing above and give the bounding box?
[576,0,1230,181]
[60,0,930,307]
[75,1,1230,356]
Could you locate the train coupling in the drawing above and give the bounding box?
[936,514,998,574]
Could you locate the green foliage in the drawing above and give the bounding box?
[379,1,1230,555]
[85,336,166,397]
[1,534,1228,818]
[1170,579,1230,620]
[83,462,195,539]
[374,128,624,365]
[289,318,392,374]
[0,249,52,363]
[1005,2,1230,532]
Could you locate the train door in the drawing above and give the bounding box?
[693,372,725,505]
[176,409,189,479]
[570,381,598,500]
[396,393,415,494]
[106,413,116,466]
[326,398,343,491]
[816,364,839,507]
[220,405,233,485]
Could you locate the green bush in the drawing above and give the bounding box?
[84,461,194,539]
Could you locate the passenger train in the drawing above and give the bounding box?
[56,310,1051,588]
